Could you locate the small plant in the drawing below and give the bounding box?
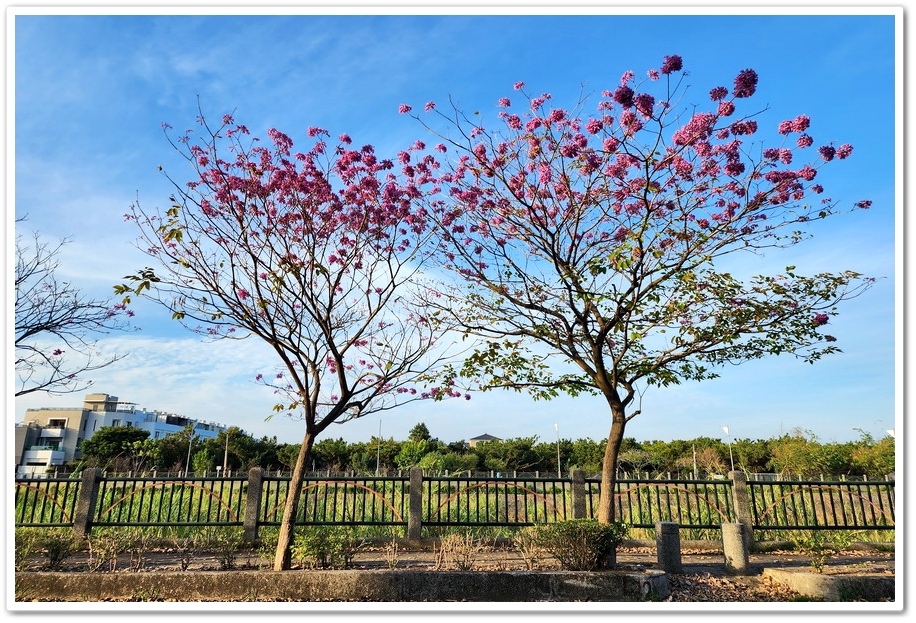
[535,519,628,571]
[124,527,156,572]
[168,529,203,572]
[199,527,246,570]
[434,530,484,570]
[14,528,41,571]
[384,537,401,569]
[291,527,364,569]
[512,526,545,570]
[36,528,79,571]
[86,530,126,572]
[791,530,845,573]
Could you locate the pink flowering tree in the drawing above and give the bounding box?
[403,55,876,525]
[15,224,132,396]
[118,112,463,570]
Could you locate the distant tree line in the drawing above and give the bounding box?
[70,422,894,481]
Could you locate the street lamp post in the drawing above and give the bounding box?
[722,426,735,472]
[554,423,561,478]
[222,430,231,475]
[375,418,382,477]
[185,432,193,477]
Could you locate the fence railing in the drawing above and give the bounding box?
[14,468,894,544]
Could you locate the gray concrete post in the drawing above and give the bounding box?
[722,522,750,575]
[243,467,264,544]
[72,468,102,539]
[728,470,755,550]
[407,467,424,540]
[655,521,682,573]
[570,469,586,519]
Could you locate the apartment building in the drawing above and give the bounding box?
[15,392,227,477]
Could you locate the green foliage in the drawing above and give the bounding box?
[35,528,79,571]
[790,530,853,573]
[535,519,628,571]
[14,528,42,571]
[79,426,151,468]
[198,527,246,570]
[291,526,364,569]
[395,439,429,469]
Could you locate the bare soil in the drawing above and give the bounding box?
[19,542,894,602]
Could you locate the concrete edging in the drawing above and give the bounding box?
[762,568,894,601]
[15,568,671,603]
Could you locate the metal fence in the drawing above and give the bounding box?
[14,469,895,543]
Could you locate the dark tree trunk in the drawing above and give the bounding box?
[272,429,315,571]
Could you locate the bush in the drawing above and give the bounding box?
[36,528,80,571]
[291,527,364,569]
[535,519,628,571]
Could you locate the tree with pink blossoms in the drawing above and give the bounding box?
[118,111,462,570]
[15,222,132,397]
[403,55,876,529]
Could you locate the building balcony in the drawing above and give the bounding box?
[39,427,65,439]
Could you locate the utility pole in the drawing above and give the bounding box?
[722,426,735,472]
[554,423,561,478]
[376,418,382,476]
[222,429,231,474]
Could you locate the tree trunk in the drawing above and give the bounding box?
[596,405,627,524]
[273,429,315,571]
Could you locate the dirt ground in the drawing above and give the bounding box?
[19,541,895,602]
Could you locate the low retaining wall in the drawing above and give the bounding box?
[762,568,895,602]
[14,568,671,603]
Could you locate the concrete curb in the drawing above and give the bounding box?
[14,568,671,603]
[762,568,895,601]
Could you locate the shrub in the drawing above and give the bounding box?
[791,530,853,573]
[291,527,364,569]
[36,528,80,571]
[535,519,628,571]
[434,530,485,570]
[14,528,41,571]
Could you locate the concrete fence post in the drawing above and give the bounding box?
[728,470,755,550]
[570,469,586,519]
[722,522,750,575]
[655,521,682,573]
[72,468,102,539]
[407,467,424,540]
[243,467,265,544]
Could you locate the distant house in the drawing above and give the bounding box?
[468,433,501,448]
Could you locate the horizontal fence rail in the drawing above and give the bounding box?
[14,469,895,544]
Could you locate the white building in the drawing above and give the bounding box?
[16,392,228,477]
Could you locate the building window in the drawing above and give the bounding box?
[112,419,121,427]
[48,419,66,428]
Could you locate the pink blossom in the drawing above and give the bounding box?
[660,54,683,74]
[398,104,412,114]
[498,97,511,107]
[813,313,829,326]
[792,115,811,132]
[855,200,872,209]
[586,118,603,134]
[424,101,436,112]
[709,86,728,101]
[818,145,836,161]
[732,68,758,98]
[836,144,853,159]
[797,134,814,148]
[236,288,250,300]
[718,101,736,117]
[513,81,525,90]
[613,85,634,108]
[634,93,655,117]
[52,349,64,356]
[648,69,660,81]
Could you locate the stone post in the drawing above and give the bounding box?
[729,470,755,550]
[72,468,102,539]
[570,469,586,519]
[722,522,750,575]
[655,521,682,573]
[243,467,264,544]
[407,467,424,540]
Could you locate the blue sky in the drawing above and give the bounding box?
[8,6,901,449]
